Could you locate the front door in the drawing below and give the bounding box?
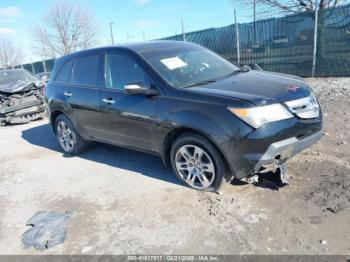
[99,52,158,151]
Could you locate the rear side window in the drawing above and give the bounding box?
[55,60,73,83]
[105,54,149,90]
[71,55,99,86]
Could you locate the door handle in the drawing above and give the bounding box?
[64,92,72,97]
[102,98,115,104]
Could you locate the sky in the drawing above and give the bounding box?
[0,0,255,63]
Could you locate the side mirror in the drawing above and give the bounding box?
[241,64,252,70]
[124,82,159,96]
[41,76,48,82]
[35,80,45,88]
[240,63,263,71]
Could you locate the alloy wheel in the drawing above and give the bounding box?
[175,144,215,189]
[57,121,76,152]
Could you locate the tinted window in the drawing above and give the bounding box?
[105,54,149,90]
[55,60,73,83]
[72,55,99,86]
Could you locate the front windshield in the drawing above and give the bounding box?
[0,70,37,85]
[140,44,239,88]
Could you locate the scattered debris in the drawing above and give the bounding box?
[22,211,73,250]
[240,175,259,184]
[296,239,305,246]
[326,204,346,214]
[336,141,347,145]
[278,164,289,185]
[253,165,289,191]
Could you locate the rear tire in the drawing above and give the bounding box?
[170,133,225,192]
[54,114,90,154]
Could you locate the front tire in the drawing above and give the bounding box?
[54,114,90,154]
[170,133,225,192]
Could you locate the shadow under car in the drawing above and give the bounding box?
[21,123,181,187]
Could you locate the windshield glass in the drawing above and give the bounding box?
[140,45,239,88]
[0,70,37,85]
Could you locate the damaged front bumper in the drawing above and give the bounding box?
[0,91,46,125]
[254,127,323,173]
[239,129,322,185]
[220,115,323,180]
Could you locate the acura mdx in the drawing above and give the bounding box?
[46,41,323,192]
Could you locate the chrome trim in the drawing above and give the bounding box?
[102,98,115,104]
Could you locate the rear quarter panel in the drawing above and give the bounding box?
[46,82,68,124]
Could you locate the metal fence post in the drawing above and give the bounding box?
[42,60,47,73]
[312,4,319,77]
[181,20,186,41]
[234,9,241,65]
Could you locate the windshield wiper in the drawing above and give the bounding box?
[219,68,250,79]
[181,68,249,88]
[181,79,217,88]
[235,68,250,73]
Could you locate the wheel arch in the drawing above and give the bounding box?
[161,127,233,182]
[50,109,67,133]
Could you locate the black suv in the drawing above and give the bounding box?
[46,41,322,191]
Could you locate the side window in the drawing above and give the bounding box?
[55,60,73,83]
[105,53,149,90]
[71,55,99,86]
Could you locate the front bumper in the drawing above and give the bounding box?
[253,127,323,172]
[0,103,45,125]
[217,115,323,180]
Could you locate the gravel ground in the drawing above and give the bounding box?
[0,77,349,255]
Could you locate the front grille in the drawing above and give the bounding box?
[284,94,320,119]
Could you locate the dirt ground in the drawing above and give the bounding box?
[0,77,349,255]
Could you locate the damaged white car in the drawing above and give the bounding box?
[0,69,46,126]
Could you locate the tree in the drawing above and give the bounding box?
[0,37,24,68]
[32,1,99,58]
[234,0,349,18]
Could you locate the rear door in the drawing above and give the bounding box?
[99,51,158,151]
[65,53,105,140]
[49,58,74,114]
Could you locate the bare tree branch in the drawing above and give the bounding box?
[0,37,25,68]
[31,0,99,58]
[233,0,350,19]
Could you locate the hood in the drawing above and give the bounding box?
[0,81,35,94]
[186,70,311,106]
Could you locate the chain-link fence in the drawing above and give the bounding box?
[12,59,55,75]
[7,4,350,77]
[162,4,350,77]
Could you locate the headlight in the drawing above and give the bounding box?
[228,103,294,129]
